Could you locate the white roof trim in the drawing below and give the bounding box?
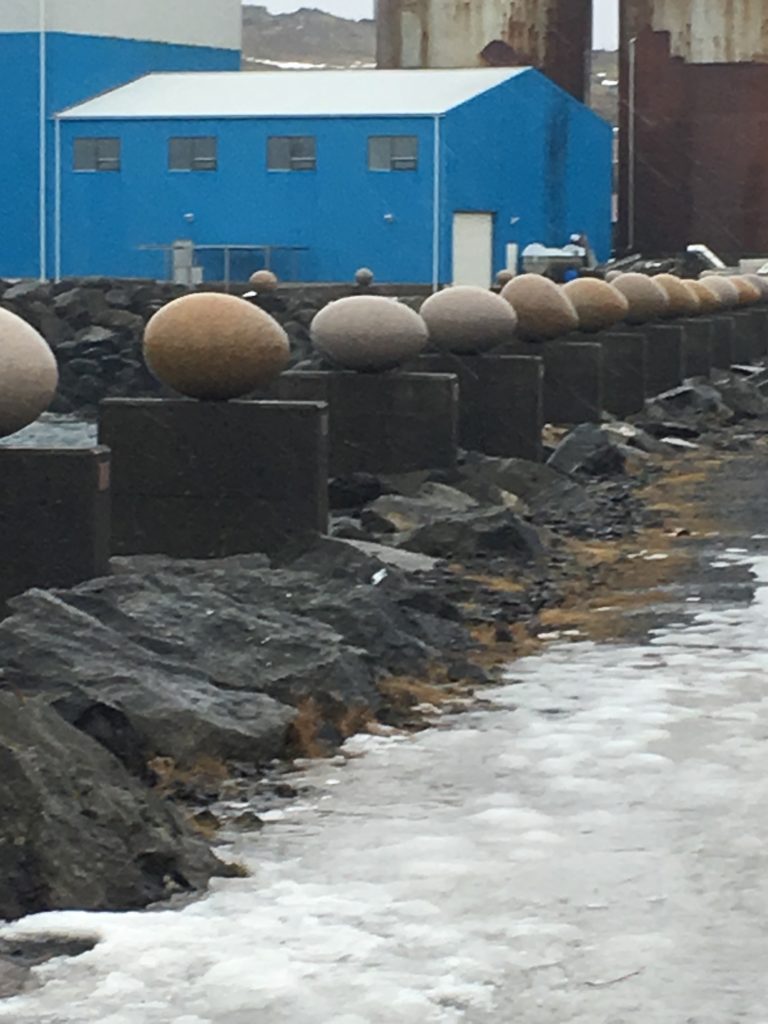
[58,68,530,121]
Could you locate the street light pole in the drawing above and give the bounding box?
[39,0,47,280]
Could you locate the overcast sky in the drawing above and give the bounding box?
[258,1,620,48]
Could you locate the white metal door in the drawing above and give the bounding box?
[452,212,493,287]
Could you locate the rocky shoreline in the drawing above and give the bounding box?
[3,362,768,931]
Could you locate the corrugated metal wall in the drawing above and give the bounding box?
[619,0,768,257]
[376,0,592,100]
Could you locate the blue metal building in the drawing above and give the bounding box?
[0,0,242,279]
[55,67,612,286]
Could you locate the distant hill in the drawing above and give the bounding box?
[240,5,618,124]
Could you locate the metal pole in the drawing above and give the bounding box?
[431,115,441,292]
[224,247,231,292]
[38,0,47,280]
[628,35,637,252]
[54,115,61,281]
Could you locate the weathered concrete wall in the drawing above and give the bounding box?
[621,0,768,65]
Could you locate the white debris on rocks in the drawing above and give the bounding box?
[2,555,767,1023]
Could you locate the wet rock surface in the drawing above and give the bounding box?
[0,693,232,923]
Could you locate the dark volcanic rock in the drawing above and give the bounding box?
[0,692,231,921]
[547,423,627,478]
[402,507,546,563]
[0,590,296,771]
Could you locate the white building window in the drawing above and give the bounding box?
[267,136,316,172]
[368,136,418,171]
[74,138,121,172]
[169,136,218,172]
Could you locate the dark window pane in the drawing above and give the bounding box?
[368,136,391,171]
[170,136,217,171]
[269,136,316,171]
[268,137,291,170]
[75,137,120,171]
[169,137,192,170]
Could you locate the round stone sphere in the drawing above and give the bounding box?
[495,269,514,288]
[686,280,723,315]
[500,274,578,341]
[700,275,740,309]
[604,269,623,283]
[354,267,375,287]
[730,276,761,305]
[311,296,429,371]
[561,278,629,333]
[654,273,701,318]
[0,308,59,438]
[742,273,768,301]
[610,272,669,324]
[143,293,291,399]
[420,286,518,353]
[248,269,279,292]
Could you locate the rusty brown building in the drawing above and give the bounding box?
[619,0,768,259]
[375,0,593,101]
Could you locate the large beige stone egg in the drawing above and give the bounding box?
[143,293,291,400]
[500,274,578,341]
[561,278,629,333]
[420,286,518,353]
[0,308,59,438]
[610,273,669,324]
[700,276,740,309]
[741,273,768,301]
[685,280,722,315]
[605,269,623,283]
[730,276,761,305]
[248,270,279,292]
[311,296,429,371]
[654,274,701,318]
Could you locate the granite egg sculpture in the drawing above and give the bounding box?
[0,308,59,438]
[685,280,722,315]
[420,286,518,353]
[143,293,291,400]
[730,276,761,305]
[561,278,629,333]
[700,275,740,309]
[495,269,514,288]
[500,274,578,342]
[311,296,429,371]
[654,273,701,318]
[610,273,669,324]
[604,269,623,283]
[355,267,375,287]
[742,273,768,301]
[248,269,279,292]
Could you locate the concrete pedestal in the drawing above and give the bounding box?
[271,371,458,476]
[408,353,544,462]
[508,339,603,425]
[99,399,328,558]
[595,332,647,417]
[731,311,762,364]
[680,319,714,378]
[711,316,736,369]
[0,447,111,610]
[639,324,684,396]
[747,308,768,359]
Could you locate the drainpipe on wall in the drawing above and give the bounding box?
[38,0,47,280]
[628,35,637,253]
[54,115,62,282]
[432,114,442,293]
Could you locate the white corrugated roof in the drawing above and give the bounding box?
[58,68,530,120]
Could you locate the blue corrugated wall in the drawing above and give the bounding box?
[0,31,239,278]
[58,115,437,282]
[441,68,613,281]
